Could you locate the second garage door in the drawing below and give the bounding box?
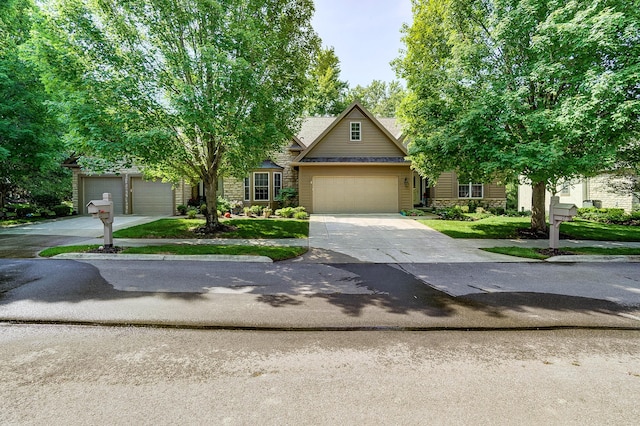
[313,176,398,213]
[82,177,125,215]
[131,178,174,215]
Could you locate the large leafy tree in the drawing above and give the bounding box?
[347,80,406,117]
[396,0,640,232]
[32,0,318,231]
[305,46,349,116]
[0,0,65,209]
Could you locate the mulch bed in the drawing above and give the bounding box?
[87,246,123,254]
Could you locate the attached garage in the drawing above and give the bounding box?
[313,176,399,213]
[130,178,174,215]
[82,177,125,215]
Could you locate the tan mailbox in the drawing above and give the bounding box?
[86,193,114,247]
[549,196,577,249]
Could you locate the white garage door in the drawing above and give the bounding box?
[83,177,124,215]
[131,178,173,215]
[313,176,398,213]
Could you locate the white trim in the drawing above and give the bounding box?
[253,172,270,201]
[274,172,282,199]
[243,177,250,201]
[350,121,361,141]
[458,182,484,199]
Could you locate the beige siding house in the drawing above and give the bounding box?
[68,102,506,215]
[518,175,637,213]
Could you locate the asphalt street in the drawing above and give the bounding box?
[2,258,639,329]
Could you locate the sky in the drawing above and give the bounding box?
[311,0,413,88]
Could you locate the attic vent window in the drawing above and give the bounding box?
[350,122,361,141]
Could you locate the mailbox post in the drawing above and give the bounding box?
[549,196,577,250]
[86,193,114,248]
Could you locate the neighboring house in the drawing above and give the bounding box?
[518,175,638,213]
[66,102,506,215]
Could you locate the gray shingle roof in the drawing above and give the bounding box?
[298,157,408,163]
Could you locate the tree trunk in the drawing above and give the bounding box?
[530,181,547,233]
[202,173,220,232]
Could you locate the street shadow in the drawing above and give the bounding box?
[306,264,460,318]
[458,291,631,317]
[256,295,304,308]
[0,259,206,304]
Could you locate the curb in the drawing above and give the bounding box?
[52,253,273,262]
[546,255,640,263]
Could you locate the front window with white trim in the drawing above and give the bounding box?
[253,172,269,201]
[243,177,250,201]
[274,172,282,199]
[458,182,483,198]
[350,122,361,141]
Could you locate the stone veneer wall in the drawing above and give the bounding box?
[430,199,507,209]
[222,147,300,207]
[589,175,634,212]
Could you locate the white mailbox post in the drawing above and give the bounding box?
[549,196,577,250]
[86,193,114,248]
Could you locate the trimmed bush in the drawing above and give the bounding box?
[216,196,231,213]
[293,211,308,220]
[276,207,295,218]
[187,208,198,219]
[31,194,61,208]
[177,204,188,215]
[249,205,264,215]
[437,206,467,221]
[52,204,72,217]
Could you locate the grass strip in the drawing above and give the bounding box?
[483,246,640,260]
[420,216,640,241]
[39,244,307,261]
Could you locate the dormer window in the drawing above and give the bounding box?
[350,122,361,141]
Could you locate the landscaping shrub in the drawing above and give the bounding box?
[216,196,231,213]
[249,205,264,216]
[437,206,468,221]
[488,207,506,215]
[199,203,207,214]
[31,194,61,208]
[52,204,72,217]
[177,204,188,215]
[401,209,426,216]
[276,207,295,218]
[576,207,636,225]
[10,204,35,218]
[293,211,308,220]
[275,187,298,207]
[187,208,198,219]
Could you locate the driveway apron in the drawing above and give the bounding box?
[309,214,525,263]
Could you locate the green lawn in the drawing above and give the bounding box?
[483,246,640,260]
[112,218,309,239]
[420,216,640,241]
[39,244,308,261]
[419,216,531,239]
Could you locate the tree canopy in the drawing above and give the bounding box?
[396,0,640,231]
[0,0,67,209]
[347,80,406,117]
[32,0,318,230]
[305,46,349,116]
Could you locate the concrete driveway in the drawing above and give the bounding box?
[0,215,165,258]
[309,214,524,263]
